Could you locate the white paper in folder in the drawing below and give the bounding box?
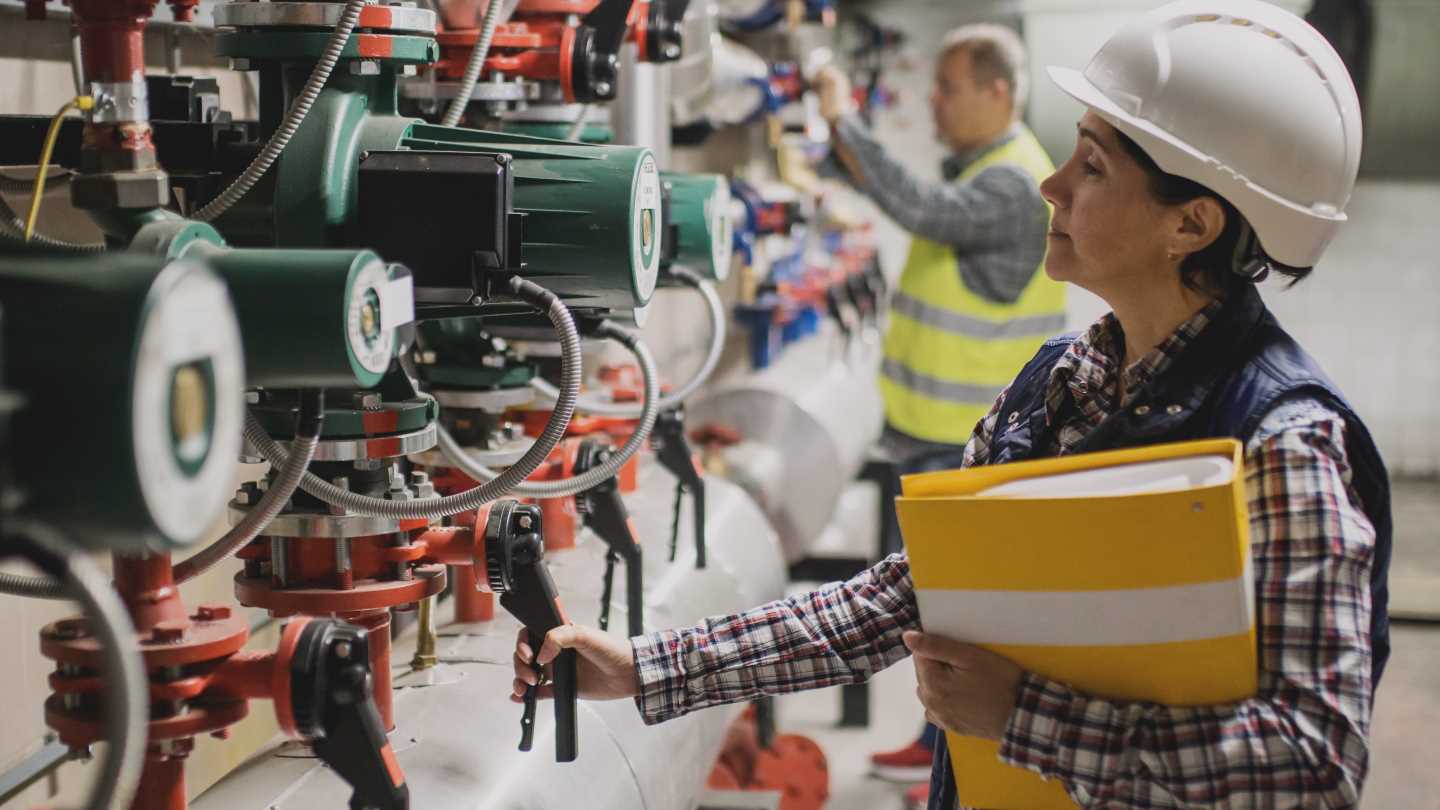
[978,455,1234,499]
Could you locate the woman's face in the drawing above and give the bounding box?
[1039,112,1175,298]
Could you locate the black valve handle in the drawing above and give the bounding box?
[289,620,409,810]
[575,440,645,637]
[651,407,706,569]
[486,500,578,762]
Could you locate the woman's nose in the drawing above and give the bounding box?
[1039,169,1066,209]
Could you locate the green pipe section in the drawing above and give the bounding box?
[0,253,245,550]
[662,172,733,282]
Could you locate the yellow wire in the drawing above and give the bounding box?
[24,95,94,242]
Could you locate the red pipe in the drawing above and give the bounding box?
[112,553,187,634]
[134,746,188,810]
[206,650,278,702]
[343,609,395,731]
[69,0,156,86]
[451,565,495,622]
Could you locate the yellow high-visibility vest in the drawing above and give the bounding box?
[881,126,1066,445]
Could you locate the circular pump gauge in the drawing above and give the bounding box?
[131,260,246,547]
[632,153,663,303]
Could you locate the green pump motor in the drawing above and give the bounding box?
[0,253,244,550]
[133,219,416,390]
[661,171,733,283]
[208,4,661,321]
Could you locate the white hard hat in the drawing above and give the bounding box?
[1047,0,1362,269]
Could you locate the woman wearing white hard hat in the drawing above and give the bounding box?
[513,2,1392,807]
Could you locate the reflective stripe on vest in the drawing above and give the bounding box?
[881,126,1065,445]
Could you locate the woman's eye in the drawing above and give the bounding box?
[1083,161,1101,177]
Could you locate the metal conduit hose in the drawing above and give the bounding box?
[248,276,582,519]
[0,181,104,253]
[529,267,723,417]
[172,391,325,584]
[439,0,509,128]
[192,0,366,222]
[8,523,147,810]
[437,319,660,498]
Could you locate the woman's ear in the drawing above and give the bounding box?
[1172,196,1227,258]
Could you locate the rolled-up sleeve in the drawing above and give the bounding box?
[631,554,920,725]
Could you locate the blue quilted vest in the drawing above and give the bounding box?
[926,285,1393,810]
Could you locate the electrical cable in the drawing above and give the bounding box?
[9,522,147,810]
[439,0,509,128]
[437,319,660,498]
[24,95,93,241]
[192,0,365,222]
[529,267,724,416]
[247,276,581,518]
[172,391,324,584]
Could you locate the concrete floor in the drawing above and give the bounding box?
[776,479,1440,809]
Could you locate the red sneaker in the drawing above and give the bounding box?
[868,740,933,782]
[904,781,930,809]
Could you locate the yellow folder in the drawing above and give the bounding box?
[896,438,1256,809]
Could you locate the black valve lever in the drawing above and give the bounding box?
[574,440,644,637]
[485,500,578,762]
[650,406,706,569]
[289,619,410,810]
[573,0,638,101]
[826,284,855,343]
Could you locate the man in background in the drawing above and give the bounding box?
[814,23,1064,806]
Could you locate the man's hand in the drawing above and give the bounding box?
[511,624,640,702]
[812,65,855,124]
[905,630,1023,741]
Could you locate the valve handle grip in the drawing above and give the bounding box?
[290,620,409,810]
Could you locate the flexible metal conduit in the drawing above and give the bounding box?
[530,267,723,417]
[249,277,582,518]
[192,0,366,222]
[437,319,659,498]
[8,523,147,810]
[0,194,103,253]
[439,0,509,128]
[172,391,324,584]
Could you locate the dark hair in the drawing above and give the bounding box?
[1113,130,1312,290]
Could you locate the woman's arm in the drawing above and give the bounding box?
[631,554,920,724]
[998,399,1376,808]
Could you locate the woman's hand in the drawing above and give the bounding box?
[812,65,855,124]
[510,624,639,702]
[905,630,1023,741]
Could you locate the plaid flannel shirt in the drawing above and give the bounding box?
[631,303,1377,808]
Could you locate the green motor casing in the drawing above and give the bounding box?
[190,245,410,389]
[403,124,663,312]
[0,253,245,550]
[662,171,734,282]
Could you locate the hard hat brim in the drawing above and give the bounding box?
[1045,64,1341,269]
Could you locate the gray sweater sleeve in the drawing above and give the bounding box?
[834,114,1050,304]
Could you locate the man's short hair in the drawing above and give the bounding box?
[940,23,1029,117]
